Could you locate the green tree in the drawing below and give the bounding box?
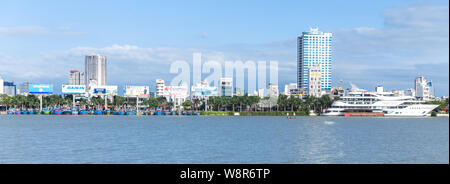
[182,100,193,110]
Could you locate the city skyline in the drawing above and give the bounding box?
[0,0,448,96]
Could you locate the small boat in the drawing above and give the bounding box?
[94,110,103,115]
[79,110,88,115]
[126,111,136,115]
[287,116,296,119]
[53,109,62,115]
[62,110,72,115]
[194,112,200,116]
[119,111,126,115]
[42,108,51,115]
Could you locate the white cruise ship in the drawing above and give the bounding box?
[322,86,439,117]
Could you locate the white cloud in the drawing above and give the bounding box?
[0,26,49,36]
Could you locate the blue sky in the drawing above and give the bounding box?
[0,0,449,96]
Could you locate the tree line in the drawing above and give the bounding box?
[1,93,337,113]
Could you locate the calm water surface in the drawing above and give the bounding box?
[0,116,448,164]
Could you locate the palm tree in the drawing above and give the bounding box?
[167,102,174,111]
[318,95,332,113]
[182,100,192,110]
[277,95,288,111]
[248,96,260,111]
[192,98,201,111]
[0,94,13,109]
[143,97,159,110]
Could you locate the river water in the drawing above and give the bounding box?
[0,116,448,164]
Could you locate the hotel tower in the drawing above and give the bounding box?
[297,28,332,92]
[85,54,107,87]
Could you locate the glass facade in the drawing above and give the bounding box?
[297,28,332,91]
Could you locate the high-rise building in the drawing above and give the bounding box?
[17,82,30,95]
[156,79,165,97]
[308,65,322,97]
[85,54,107,87]
[415,76,433,100]
[218,78,233,97]
[69,70,85,85]
[3,81,16,96]
[298,28,332,92]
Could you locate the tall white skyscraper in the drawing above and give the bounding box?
[298,28,332,92]
[85,54,107,87]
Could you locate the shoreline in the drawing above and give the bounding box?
[1,111,448,117]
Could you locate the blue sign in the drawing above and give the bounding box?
[427,81,432,87]
[29,84,53,94]
[62,85,86,94]
[94,88,106,94]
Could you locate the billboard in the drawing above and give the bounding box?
[125,85,150,98]
[163,86,188,97]
[62,85,86,94]
[89,85,118,96]
[192,86,218,97]
[29,84,53,94]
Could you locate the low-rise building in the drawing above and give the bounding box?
[163,83,189,109]
[156,79,165,97]
[415,76,433,100]
[219,78,233,97]
[268,84,279,97]
[284,83,297,96]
